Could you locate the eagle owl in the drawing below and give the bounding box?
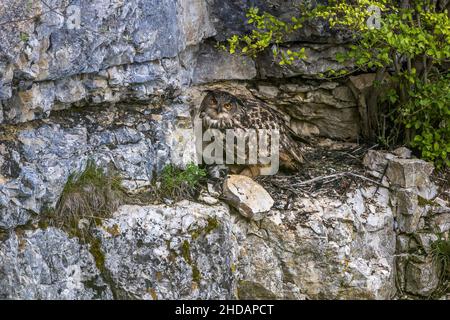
[198,90,305,177]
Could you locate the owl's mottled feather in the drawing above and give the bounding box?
[199,90,305,174]
[243,99,305,170]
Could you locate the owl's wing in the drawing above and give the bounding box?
[283,122,311,145]
[242,100,306,169]
[279,131,306,169]
[243,99,307,140]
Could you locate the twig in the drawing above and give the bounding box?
[345,172,390,190]
[373,163,389,196]
[337,151,360,160]
[366,144,380,151]
[292,173,347,186]
[292,171,391,190]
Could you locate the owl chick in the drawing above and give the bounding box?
[198,90,305,177]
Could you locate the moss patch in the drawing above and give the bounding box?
[104,224,121,237]
[204,217,219,234]
[181,240,192,264]
[148,288,158,300]
[182,216,220,284]
[190,217,220,240]
[418,196,437,207]
[37,219,49,230]
[82,279,109,299]
[180,240,202,284]
[89,236,106,272]
[192,265,202,283]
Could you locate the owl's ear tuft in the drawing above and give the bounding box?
[210,95,218,105]
[232,96,245,107]
[204,90,217,103]
[198,91,214,116]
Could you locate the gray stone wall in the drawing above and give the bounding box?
[0,0,359,140]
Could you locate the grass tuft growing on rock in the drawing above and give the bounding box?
[150,163,207,202]
[52,160,126,233]
[430,234,450,296]
[431,236,450,274]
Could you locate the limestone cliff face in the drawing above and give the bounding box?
[0,0,360,232]
[0,0,355,134]
[1,151,447,300]
[0,0,449,300]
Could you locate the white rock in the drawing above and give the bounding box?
[363,150,395,173]
[386,158,434,189]
[222,175,274,221]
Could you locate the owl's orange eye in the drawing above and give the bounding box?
[223,103,233,111]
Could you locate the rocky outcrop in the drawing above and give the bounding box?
[364,149,449,298]
[0,0,361,232]
[0,103,196,229]
[2,147,448,300]
[0,0,212,123]
[0,0,357,140]
[0,227,113,299]
[235,183,396,300]
[206,0,349,43]
[0,188,394,300]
